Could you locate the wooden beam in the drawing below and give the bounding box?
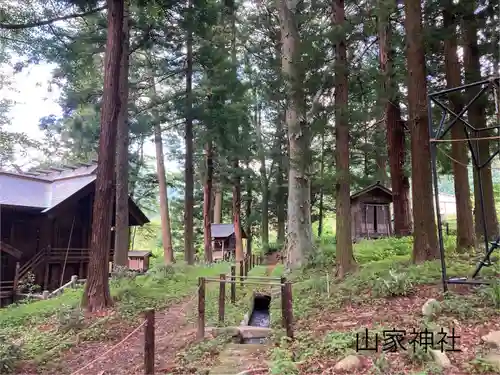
[61,164,78,170]
[48,166,65,172]
[34,169,53,174]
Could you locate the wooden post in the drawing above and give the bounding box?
[219,273,226,324]
[284,281,293,339]
[230,265,236,303]
[71,275,78,288]
[239,261,244,287]
[43,262,50,291]
[244,256,249,277]
[252,254,255,268]
[144,309,155,375]
[280,276,286,328]
[197,277,206,340]
[12,262,20,300]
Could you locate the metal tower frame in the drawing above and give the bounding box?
[428,76,500,292]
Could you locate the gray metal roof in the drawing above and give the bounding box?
[0,164,98,209]
[211,224,235,238]
[0,162,150,226]
[350,181,393,201]
[128,251,152,258]
[211,223,247,239]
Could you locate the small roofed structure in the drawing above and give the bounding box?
[211,223,247,261]
[127,251,152,272]
[350,182,393,241]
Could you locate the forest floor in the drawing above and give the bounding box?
[0,261,234,375]
[169,237,499,375]
[263,237,500,375]
[50,293,201,375]
[3,238,499,375]
[11,260,279,375]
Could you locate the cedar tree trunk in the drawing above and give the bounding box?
[442,0,475,251]
[404,0,439,262]
[463,0,498,242]
[203,141,214,263]
[154,120,174,264]
[82,0,124,312]
[333,0,356,277]
[184,0,195,265]
[113,1,130,267]
[278,0,312,268]
[214,186,222,224]
[378,8,412,236]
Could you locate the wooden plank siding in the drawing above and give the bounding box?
[351,182,393,241]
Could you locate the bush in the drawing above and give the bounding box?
[306,244,336,269]
[111,265,137,280]
[0,335,20,374]
[56,304,85,333]
[479,280,500,309]
[371,270,414,297]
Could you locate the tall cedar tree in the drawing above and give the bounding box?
[442,0,475,251]
[82,0,124,311]
[255,98,269,250]
[229,1,244,263]
[378,0,412,236]
[463,0,498,243]
[333,0,356,276]
[213,186,222,223]
[153,78,175,264]
[203,139,214,263]
[245,160,253,256]
[404,0,439,262]
[278,0,313,268]
[113,0,130,267]
[276,112,286,246]
[184,0,195,264]
[273,30,286,247]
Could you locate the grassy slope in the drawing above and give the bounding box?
[267,235,500,375]
[0,262,233,371]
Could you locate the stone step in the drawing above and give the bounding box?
[208,343,269,375]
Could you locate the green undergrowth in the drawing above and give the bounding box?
[0,261,232,373]
[200,264,284,328]
[178,263,284,373]
[267,235,500,374]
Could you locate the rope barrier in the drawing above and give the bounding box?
[155,284,201,336]
[71,282,204,375]
[70,318,147,375]
[69,265,244,374]
[430,135,500,143]
[436,147,500,170]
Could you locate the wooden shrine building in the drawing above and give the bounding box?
[127,251,152,272]
[0,161,149,304]
[350,182,393,241]
[211,223,247,261]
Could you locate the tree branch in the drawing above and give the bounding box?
[0,6,106,30]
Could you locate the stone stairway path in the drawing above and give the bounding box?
[208,343,269,375]
[208,262,279,375]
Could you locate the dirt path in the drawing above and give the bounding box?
[49,295,199,375]
[31,261,281,375]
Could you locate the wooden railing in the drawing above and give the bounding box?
[48,247,114,262]
[0,241,22,258]
[18,248,46,282]
[0,281,14,298]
